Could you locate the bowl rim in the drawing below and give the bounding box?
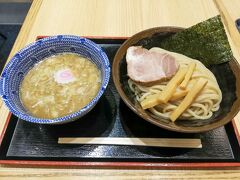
[0,35,110,124]
[112,26,240,133]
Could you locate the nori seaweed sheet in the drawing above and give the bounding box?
[160,15,233,66]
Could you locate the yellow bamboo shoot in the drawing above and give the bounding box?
[170,78,208,122]
[170,90,188,101]
[179,62,196,89]
[157,68,188,103]
[140,93,159,109]
[141,89,188,110]
[141,68,187,109]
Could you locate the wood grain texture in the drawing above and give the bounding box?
[0,0,240,178]
[0,169,240,179]
[25,0,218,43]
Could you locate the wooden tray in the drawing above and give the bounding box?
[0,37,240,169]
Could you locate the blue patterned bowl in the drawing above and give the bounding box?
[0,35,110,124]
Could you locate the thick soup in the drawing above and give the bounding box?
[20,53,101,119]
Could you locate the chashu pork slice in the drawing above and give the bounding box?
[126,46,179,84]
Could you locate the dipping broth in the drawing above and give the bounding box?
[20,53,101,119]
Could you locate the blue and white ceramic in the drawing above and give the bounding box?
[0,35,110,124]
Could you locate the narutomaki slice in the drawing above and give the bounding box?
[126,46,179,84]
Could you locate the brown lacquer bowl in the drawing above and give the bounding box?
[112,27,240,133]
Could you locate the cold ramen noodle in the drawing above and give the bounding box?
[127,47,222,121]
[20,53,101,119]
